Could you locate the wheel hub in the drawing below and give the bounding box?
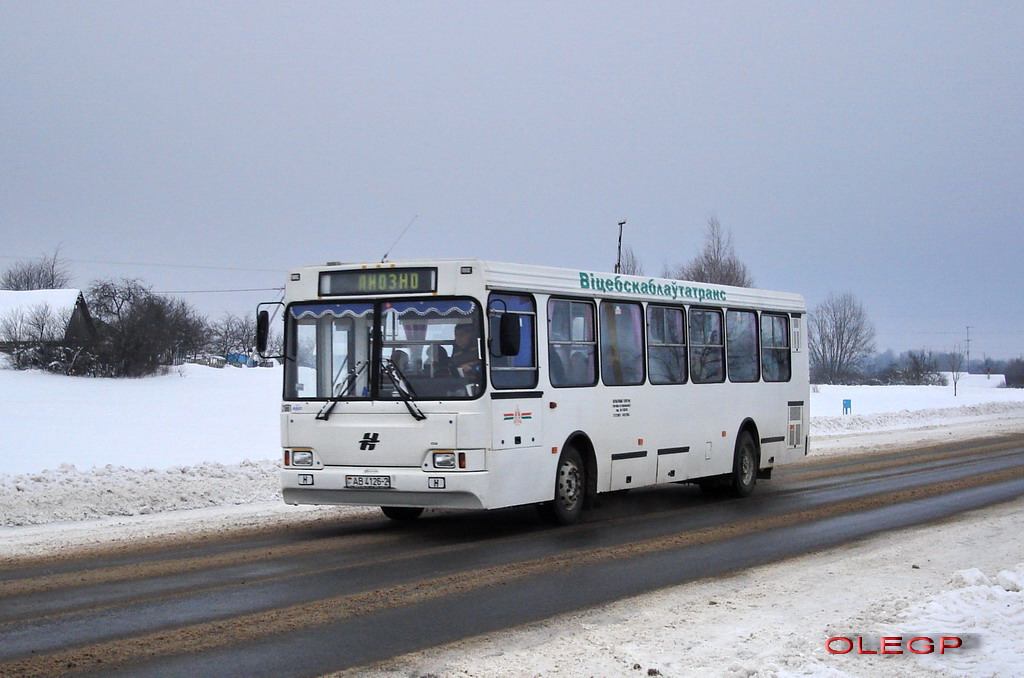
[558,461,581,507]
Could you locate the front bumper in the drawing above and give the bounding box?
[281,467,489,509]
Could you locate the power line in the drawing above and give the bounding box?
[154,287,285,294]
[874,329,1012,336]
[0,254,286,274]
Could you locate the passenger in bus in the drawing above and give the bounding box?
[427,344,450,375]
[450,324,481,376]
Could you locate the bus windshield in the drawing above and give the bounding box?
[285,298,484,401]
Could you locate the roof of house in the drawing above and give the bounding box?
[0,289,85,319]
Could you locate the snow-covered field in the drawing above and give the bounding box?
[1,364,1023,677]
[0,362,282,476]
[2,364,1022,529]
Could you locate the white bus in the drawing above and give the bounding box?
[256,259,809,524]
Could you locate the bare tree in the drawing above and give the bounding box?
[881,350,945,385]
[87,278,150,330]
[208,313,257,357]
[619,245,644,276]
[1007,358,1024,388]
[87,278,207,377]
[1,248,72,290]
[0,303,93,373]
[668,216,754,287]
[0,304,68,344]
[808,292,876,384]
[946,344,966,396]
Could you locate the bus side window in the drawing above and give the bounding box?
[726,310,759,383]
[601,301,644,386]
[689,308,725,383]
[761,313,791,382]
[488,292,538,389]
[548,299,597,387]
[648,305,687,384]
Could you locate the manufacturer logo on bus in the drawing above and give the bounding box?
[359,432,380,450]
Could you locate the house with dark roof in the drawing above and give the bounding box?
[0,289,98,351]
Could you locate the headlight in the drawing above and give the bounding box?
[292,450,314,466]
[432,452,457,469]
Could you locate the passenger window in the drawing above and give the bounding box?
[547,299,597,387]
[601,301,644,386]
[761,313,792,382]
[726,310,759,383]
[689,309,724,383]
[647,306,686,384]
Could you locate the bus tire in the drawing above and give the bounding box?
[540,447,585,525]
[728,431,758,498]
[381,506,424,521]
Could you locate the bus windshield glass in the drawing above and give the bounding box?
[285,299,484,401]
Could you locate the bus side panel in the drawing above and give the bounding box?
[487,446,558,508]
[609,454,656,491]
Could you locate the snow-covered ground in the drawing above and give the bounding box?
[2,364,1022,529]
[0,362,282,476]
[1,364,1023,677]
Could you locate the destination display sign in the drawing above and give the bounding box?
[319,268,437,296]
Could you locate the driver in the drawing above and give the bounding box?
[450,324,481,376]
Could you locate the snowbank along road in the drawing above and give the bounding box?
[0,432,1022,678]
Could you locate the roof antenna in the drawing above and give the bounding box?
[382,215,419,263]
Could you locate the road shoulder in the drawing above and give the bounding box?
[336,494,1024,678]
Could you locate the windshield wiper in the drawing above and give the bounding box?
[316,360,368,421]
[382,359,426,421]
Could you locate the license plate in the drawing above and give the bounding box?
[298,474,314,486]
[345,475,392,489]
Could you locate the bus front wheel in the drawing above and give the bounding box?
[729,432,758,498]
[381,506,424,521]
[539,447,585,525]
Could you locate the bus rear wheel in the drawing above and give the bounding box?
[381,506,424,521]
[728,431,758,498]
[539,447,585,525]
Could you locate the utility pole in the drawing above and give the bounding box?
[614,220,626,273]
[965,326,972,374]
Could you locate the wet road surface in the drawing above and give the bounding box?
[1,434,1022,677]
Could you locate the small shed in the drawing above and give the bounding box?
[0,289,97,349]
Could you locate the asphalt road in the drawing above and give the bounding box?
[1,434,1022,678]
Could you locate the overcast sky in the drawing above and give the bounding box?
[2,2,1021,359]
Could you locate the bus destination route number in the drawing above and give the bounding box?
[320,268,437,296]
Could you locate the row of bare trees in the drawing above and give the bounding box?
[4,241,1000,386]
[1,252,267,377]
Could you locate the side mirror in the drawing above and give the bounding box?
[254,302,284,359]
[498,313,521,357]
[255,310,270,355]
